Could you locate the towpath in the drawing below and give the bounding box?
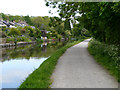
[51,39,118,88]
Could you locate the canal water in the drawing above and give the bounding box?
[0,41,67,89]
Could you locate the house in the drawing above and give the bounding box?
[15,23,23,27]
[9,22,16,28]
[18,20,29,27]
[0,20,16,28]
[2,21,10,27]
[0,20,7,27]
[31,26,35,29]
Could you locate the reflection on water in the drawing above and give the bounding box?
[0,41,67,89]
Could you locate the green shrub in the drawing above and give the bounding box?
[24,26,35,37]
[34,28,41,39]
[8,28,21,36]
[57,34,62,41]
[2,26,7,31]
[36,38,43,43]
[18,36,31,42]
[1,31,7,38]
[88,39,119,82]
[6,37,14,43]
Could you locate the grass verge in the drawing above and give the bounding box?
[88,39,119,82]
[19,39,84,88]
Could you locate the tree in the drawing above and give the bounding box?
[64,19,71,30]
[0,13,8,20]
[8,28,21,45]
[46,1,120,45]
[24,15,32,25]
[30,16,51,30]
[24,26,35,37]
[72,25,82,37]
[34,28,41,39]
[8,28,21,36]
[48,17,66,37]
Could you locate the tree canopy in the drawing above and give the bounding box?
[46,1,120,45]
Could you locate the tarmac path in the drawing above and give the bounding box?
[50,39,118,88]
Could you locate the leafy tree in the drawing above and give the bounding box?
[8,28,21,36]
[64,19,71,30]
[46,1,120,45]
[24,26,35,37]
[24,15,32,25]
[34,28,41,39]
[72,25,82,37]
[48,17,66,37]
[30,16,51,30]
[0,13,8,20]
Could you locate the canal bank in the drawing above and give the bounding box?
[0,41,36,48]
[19,39,85,88]
[50,39,118,88]
[0,39,65,48]
[1,41,67,89]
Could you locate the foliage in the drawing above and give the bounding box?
[88,39,119,82]
[30,16,51,30]
[72,24,82,37]
[24,26,35,37]
[46,2,120,45]
[0,13,9,20]
[6,37,14,43]
[48,17,68,38]
[64,19,71,30]
[36,38,43,43]
[8,28,21,36]
[50,30,57,38]
[17,36,31,42]
[2,31,7,38]
[1,26,7,31]
[72,24,90,38]
[49,17,62,27]
[24,15,32,25]
[57,34,62,41]
[19,39,84,88]
[0,13,24,21]
[34,28,41,39]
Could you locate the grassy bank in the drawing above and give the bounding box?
[19,39,84,88]
[88,39,119,82]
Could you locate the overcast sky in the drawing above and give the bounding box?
[0,0,59,17]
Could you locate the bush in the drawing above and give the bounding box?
[34,28,41,39]
[57,34,62,41]
[2,26,7,31]
[8,28,21,36]
[88,39,119,82]
[24,26,35,37]
[6,37,14,43]
[0,31,7,38]
[18,36,31,42]
[36,38,43,43]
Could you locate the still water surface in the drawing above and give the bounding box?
[0,42,66,89]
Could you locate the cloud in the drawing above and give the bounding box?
[0,0,59,16]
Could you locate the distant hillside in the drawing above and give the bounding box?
[0,13,51,30]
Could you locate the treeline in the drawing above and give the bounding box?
[46,2,120,45]
[1,13,90,40]
[1,13,72,43]
[0,13,51,30]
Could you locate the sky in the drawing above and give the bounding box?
[0,0,59,17]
